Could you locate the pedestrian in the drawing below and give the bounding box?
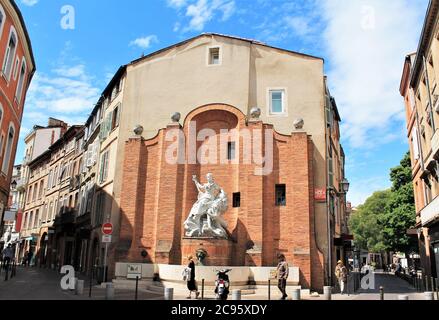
[2,245,13,270]
[27,250,33,267]
[183,255,200,299]
[275,254,289,300]
[22,251,28,266]
[335,260,348,295]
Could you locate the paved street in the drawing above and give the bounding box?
[0,266,162,300]
[0,267,433,301]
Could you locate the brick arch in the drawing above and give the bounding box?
[182,103,246,128]
[180,104,246,248]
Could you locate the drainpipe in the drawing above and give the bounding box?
[325,93,333,287]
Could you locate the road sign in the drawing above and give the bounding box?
[102,235,112,243]
[102,223,113,235]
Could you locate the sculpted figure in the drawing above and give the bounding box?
[184,173,228,239]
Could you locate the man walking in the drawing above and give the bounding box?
[335,260,348,295]
[276,254,289,300]
[2,244,14,270]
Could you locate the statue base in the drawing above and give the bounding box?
[182,238,233,266]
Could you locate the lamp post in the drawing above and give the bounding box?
[341,178,350,194]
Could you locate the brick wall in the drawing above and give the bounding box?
[117,104,323,289]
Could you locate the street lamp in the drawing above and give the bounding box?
[341,178,350,193]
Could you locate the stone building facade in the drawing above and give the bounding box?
[401,0,439,279]
[0,0,35,247]
[109,34,349,290]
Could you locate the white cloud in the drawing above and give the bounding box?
[167,0,188,9]
[24,61,100,115]
[168,0,236,32]
[320,0,427,148]
[20,0,38,6]
[129,35,159,49]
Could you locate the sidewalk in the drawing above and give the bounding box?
[0,267,433,301]
[0,266,163,300]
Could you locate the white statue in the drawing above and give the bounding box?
[184,173,228,239]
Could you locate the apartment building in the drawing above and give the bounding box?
[0,0,35,247]
[401,0,439,279]
[13,33,350,290]
[105,33,350,290]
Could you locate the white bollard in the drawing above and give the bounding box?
[76,280,84,295]
[291,288,301,300]
[105,283,114,300]
[425,292,434,300]
[398,295,409,300]
[232,290,242,300]
[323,286,332,300]
[164,287,174,300]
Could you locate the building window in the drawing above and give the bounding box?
[2,28,18,81]
[33,184,37,201]
[13,57,19,80]
[208,47,221,65]
[0,5,5,37]
[53,166,58,187]
[49,202,54,220]
[233,192,241,208]
[99,150,109,183]
[39,180,44,199]
[2,124,15,174]
[275,184,286,206]
[15,59,27,104]
[269,90,286,114]
[227,142,236,160]
[111,105,120,130]
[94,192,105,226]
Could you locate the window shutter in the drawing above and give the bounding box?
[325,95,333,127]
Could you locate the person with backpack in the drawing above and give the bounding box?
[183,255,200,299]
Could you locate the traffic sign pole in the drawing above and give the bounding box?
[101,223,113,283]
[103,242,108,283]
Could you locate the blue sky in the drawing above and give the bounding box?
[16,0,428,206]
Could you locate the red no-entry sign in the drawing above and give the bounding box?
[102,223,113,235]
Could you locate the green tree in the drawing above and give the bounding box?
[381,152,417,253]
[349,152,417,254]
[349,190,391,252]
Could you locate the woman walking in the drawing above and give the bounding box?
[184,256,200,299]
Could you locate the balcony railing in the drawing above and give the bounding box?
[420,195,439,226]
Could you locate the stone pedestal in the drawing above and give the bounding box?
[182,238,233,266]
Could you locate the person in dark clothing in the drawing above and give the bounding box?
[27,250,33,267]
[185,256,200,299]
[276,254,289,300]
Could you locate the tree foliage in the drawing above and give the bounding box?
[349,152,417,253]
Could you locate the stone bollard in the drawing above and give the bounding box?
[105,283,114,300]
[291,288,301,301]
[164,287,174,300]
[323,286,332,300]
[76,280,85,295]
[232,290,242,300]
[424,291,434,300]
[398,295,409,300]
